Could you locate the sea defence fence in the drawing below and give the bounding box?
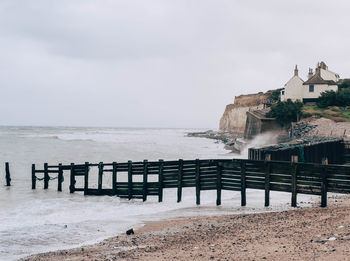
[248,138,347,164]
[31,158,350,208]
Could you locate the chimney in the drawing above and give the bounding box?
[315,67,321,75]
[308,68,313,79]
[294,65,298,76]
[319,61,327,70]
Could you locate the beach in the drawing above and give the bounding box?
[22,194,350,261]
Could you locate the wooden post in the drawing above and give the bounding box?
[32,164,36,189]
[264,161,271,207]
[112,162,117,195]
[240,161,246,206]
[321,158,328,207]
[177,159,183,203]
[5,162,11,186]
[44,163,49,189]
[128,161,132,200]
[195,159,201,205]
[216,162,222,206]
[265,153,271,161]
[158,160,164,202]
[143,160,148,202]
[291,163,298,207]
[58,163,63,192]
[69,163,75,193]
[98,162,103,193]
[291,155,298,163]
[84,162,89,195]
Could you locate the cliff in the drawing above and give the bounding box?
[219,92,270,132]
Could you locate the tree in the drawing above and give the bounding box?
[266,99,303,126]
[268,88,283,102]
[336,88,350,106]
[338,79,350,90]
[317,91,337,108]
[316,88,350,108]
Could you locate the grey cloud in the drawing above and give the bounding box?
[0,0,350,127]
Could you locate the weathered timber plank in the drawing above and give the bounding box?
[112,162,117,195]
[98,162,103,192]
[216,163,222,206]
[32,164,36,189]
[195,159,200,205]
[84,162,89,195]
[291,164,298,207]
[222,185,241,191]
[58,163,63,192]
[128,161,132,200]
[158,160,164,202]
[44,163,49,189]
[143,160,148,202]
[327,180,350,187]
[69,163,75,193]
[246,181,265,190]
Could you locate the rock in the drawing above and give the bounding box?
[126,228,134,235]
[291,122,316,138]
[187,130,244,153]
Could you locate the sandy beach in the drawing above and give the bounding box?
[21,194,350,261]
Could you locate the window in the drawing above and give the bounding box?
[309,85,314,92]
[281,90,285,95]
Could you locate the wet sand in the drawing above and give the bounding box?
[22,195,350,261]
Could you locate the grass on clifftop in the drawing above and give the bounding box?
[302,105,350,122]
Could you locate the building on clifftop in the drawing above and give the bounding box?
[280,62,339,103]
[280,65,304,102]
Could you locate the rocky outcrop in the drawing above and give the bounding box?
[187,130,243,152]
[291,122,316,138]
[292,118,350,138]
[219,92,269,132]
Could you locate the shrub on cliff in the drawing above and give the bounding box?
[266,99,303,126]
[317,88,350,108]
[317,91,337,108]
[338,79,350,90]
[336,88,350,106]
[268,88,283,102]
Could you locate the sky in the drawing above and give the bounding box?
[1,0,350,128]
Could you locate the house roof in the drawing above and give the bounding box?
[284,75,304,87]
[303,70,337,85]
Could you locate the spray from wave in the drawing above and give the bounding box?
[239,132,280,158]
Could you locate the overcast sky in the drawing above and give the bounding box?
[1,0,350,128]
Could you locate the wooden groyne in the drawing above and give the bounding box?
[31,158,350,208]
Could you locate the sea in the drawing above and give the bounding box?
[0,126,319,260]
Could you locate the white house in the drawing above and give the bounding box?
[280,65,304,102]
[280,62,339,103]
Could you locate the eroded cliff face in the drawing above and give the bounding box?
[219,92,269,132]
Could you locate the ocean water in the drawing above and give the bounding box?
[0,127,318,260]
